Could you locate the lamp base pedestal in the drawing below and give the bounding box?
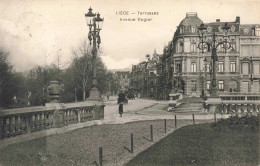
[206,96,222,114]
[87,87,103,101]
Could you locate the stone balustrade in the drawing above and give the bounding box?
[216,103,260,114]
[211,92,260,114]
[0,102,105,140]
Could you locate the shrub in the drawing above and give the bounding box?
[211,114,259,131]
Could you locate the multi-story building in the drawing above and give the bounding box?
[130,12,260,100]
[170,12,260,96]
[130,50,160,99]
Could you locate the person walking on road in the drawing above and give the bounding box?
[118,91,125,117]
[119,102,123,117]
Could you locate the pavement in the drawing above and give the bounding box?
[100,96,230,125]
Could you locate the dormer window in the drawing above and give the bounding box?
[191,27,196,33]
[180,28,183,34]
[255,28,260,36]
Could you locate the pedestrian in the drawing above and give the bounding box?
[107,93,109,100]
[119,102,123,117]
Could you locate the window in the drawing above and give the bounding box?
[180,28,183,34]
[191,63,196,72]
[230,62,236,72]
[180,42,184,52]
[242,63,249,75]
[176,63,182,73]
[253,61,260,74]
[191,43,196,52]
[176,44,178,53]
[241,45,250,57]
[191,80,197,91]
[218,80,224,91]
[206,64,210,72]
[231,43,236,51]
[191,27,196,33]
[252,45,260,56]
[256,28,260,36]
[207,81,211,90]
[218,62,224,72]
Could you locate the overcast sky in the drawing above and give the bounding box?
[0,0,260,71]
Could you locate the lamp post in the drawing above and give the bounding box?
[198,23,231,97]
[202,57,212,98]
[85,7,104,100]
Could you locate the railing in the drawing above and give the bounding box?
[0,103,105,140]
[216,103,260,114]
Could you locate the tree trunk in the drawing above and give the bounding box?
[83,81,86,100]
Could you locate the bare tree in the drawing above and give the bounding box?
[71,41,93,100]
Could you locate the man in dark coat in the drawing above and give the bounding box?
[118,91,125,117]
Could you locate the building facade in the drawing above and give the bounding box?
[171,12,260,96]
[130,13,260,100]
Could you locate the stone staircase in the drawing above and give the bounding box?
[172,97,205,113]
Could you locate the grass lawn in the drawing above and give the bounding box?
[1,119,211,166]
[126,123,259,166]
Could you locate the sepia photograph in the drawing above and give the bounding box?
[0,0,259,165]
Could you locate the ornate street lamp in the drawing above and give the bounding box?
[202,57,212,98]
[85,7,104,100]
[198,23,231,97]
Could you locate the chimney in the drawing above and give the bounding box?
[216,19,220,22]
[236,16,240,24]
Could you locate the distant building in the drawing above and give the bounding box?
[115,71,130,92]
[130,50,160,99]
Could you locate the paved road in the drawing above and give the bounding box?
[100,96,229,125]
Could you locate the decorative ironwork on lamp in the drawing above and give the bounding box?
[197,22,232,97]
[85,7,104,100]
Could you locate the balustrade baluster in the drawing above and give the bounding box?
[16,115,21,135]
[234,104,237,114]
[74,109,77,123]
[45,112,49,129]
[250,104,253,113]
[10,116,16,137]
[65,110,68,124]
[237,104,241,114]
[3,118,8,138]
[71,110,73,123]
[68,110,71,124]
[39,112,44,130]
[71,110,74,123]
[245,104,248,114]
[37,113,41,131]
[50,111,55,127]
[81,109,84,122]
[0,118,3,139]
[33,114,38,131]
[225,104,229,114]
[253,104,257,113]
[21,115,26,134]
